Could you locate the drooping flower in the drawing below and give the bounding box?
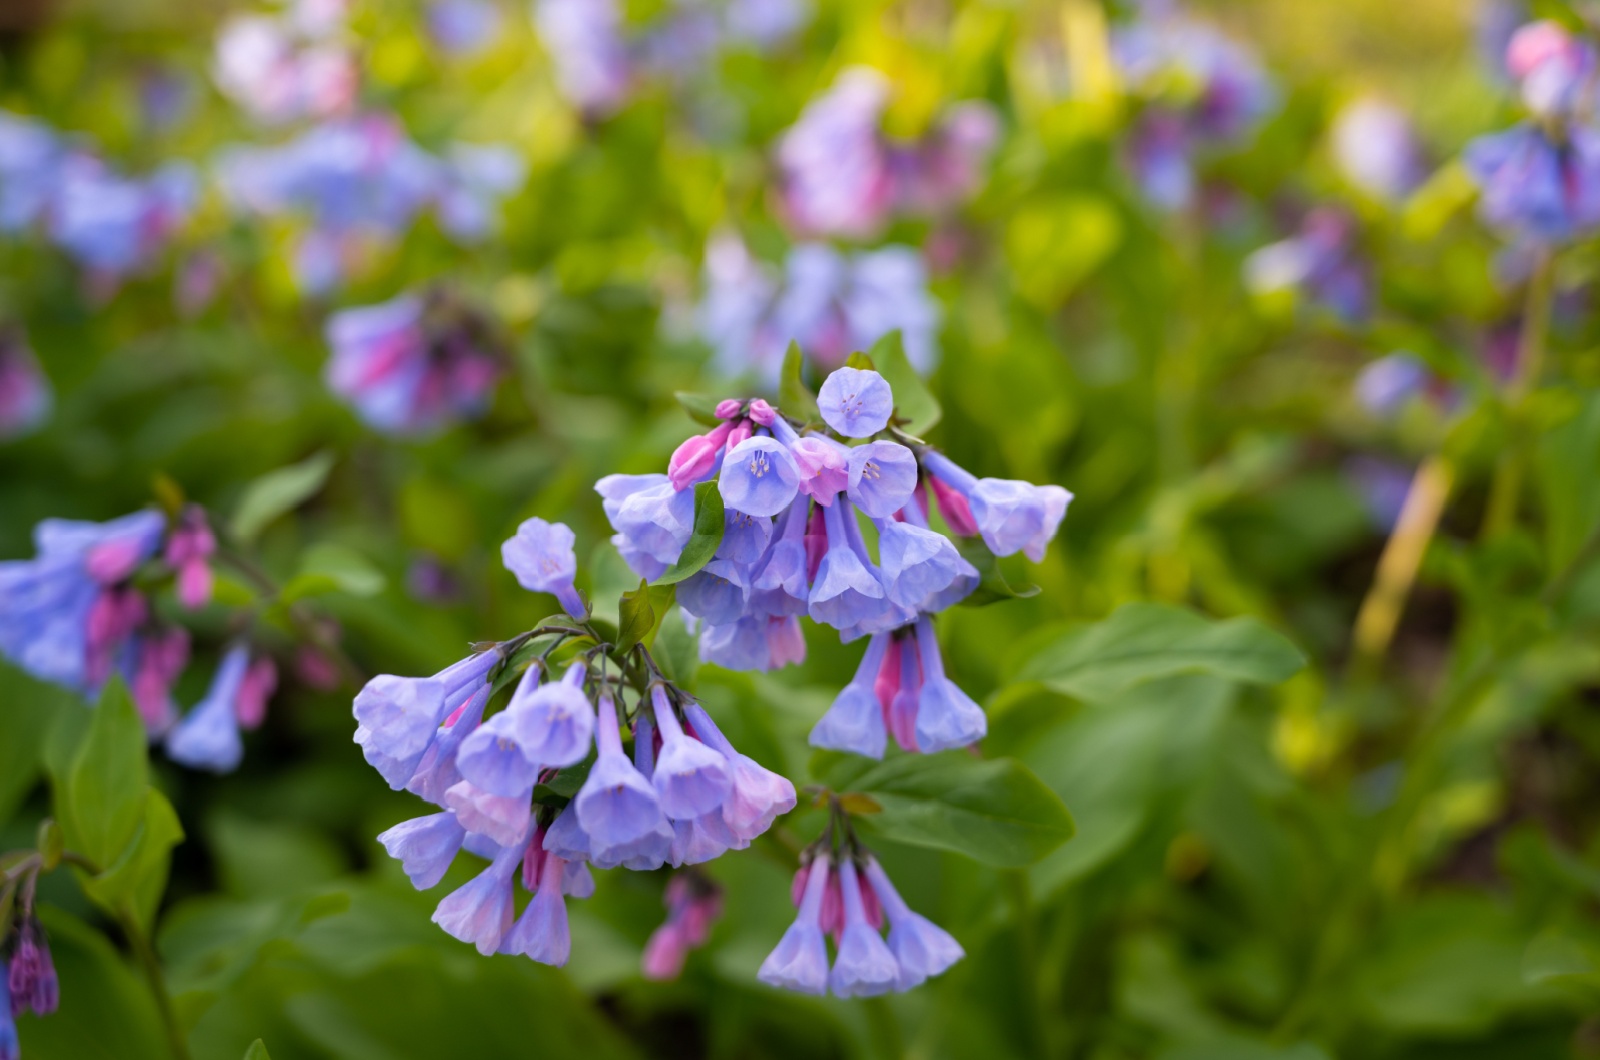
[164,505,216,610]
[649,685,731,819]
[829,858,900,997]
[8,917,59,1016]
[0,111,66,233]
[642,871,724,980]
[810,632,890,758]
[50,158,196,283]
[861,856,963,989]
[1506,20,1596,120]
[683,703,796,840]
[432,824,529,955]
[499,848,573,965]
[758,853,831,994]
[165,645,253,773]
[353,649,500,790]
[502,517,587,619]
[574,691,672,862]
[912,616,986,752]
[918,450,1072,562]
[0,962,17,1060]
[324,289,507,435]
[378,811,467,890]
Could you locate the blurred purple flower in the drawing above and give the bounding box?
[0,328,51,441]
[1507,20,1596,119]
[1244,208,1372,322]
[533,0,633,117]
[324,289,506,435]
[1331,98,1428,203]
[213,15,357,126]
[1464,122,1600,245]
[699,234,940,381]
[428,0,502,55]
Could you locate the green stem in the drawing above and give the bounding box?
[117,906,190,1060]
[1480,252,1556,539]
[1003,869,1045,1054]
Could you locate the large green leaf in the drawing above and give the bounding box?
[80,788,185,929]
[779,341,819,422]
[815,752,1075,867]
[231,450,335,544]
[1014,603,1305,704]
[866,330,941,436]
[654,481,725,586]
[57,678,148,869]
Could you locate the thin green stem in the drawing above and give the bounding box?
[117,906,191,1060]
[1480,252,1556,540]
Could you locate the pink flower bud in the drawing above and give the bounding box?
[642,922,690,980]
[747,398,776,426]
[1508,20,1578,79]
[726,420,752,450]
[766,616,806,669]
[295,644,342,691]
[928,475,979,536]
[668,421,734,491]
[85,539,150,584]
[235,656,279,730]
[177,559,213,609]
[713,398,743,419]
[874,635,902,712]
[804,505,829,582]
[133,627,189,734]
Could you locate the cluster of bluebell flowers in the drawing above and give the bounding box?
[0,110,195,293]
[600,366,1070,755]
[760,799,963,996]
[0,504,295,773]
[359,517,797,966]
[323,286,509,435]
[698,233,941,383]
[773,66,999,240]
[1465,19,1600,246]
[1111,5,1276,211]
[217,114,526,294]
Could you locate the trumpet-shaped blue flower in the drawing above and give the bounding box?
[456,664,546,796]
[720,437,801,517]
[378,810,467,890]
[598,473,695,574]
[846,441,917,519]
[650,686,731,818]
[575,692,671,859]
[830,858,900,997]
[500,850,572,965]
[818,367,893,438]
[166,645,252,773]
[685,703,796,840]
[877,519,977,612]
[432,824,528,955]
[810,632,890,758]
[678,559,751,625]
[501,517,586,619]
[354,650,498,789]
[759,854,831,994]
[863,856,964,989]
[510,662,594,767]
[1465,122,1600,244]
[808,501,889,630]
[913,617,986,752]
[920,451,1071,562]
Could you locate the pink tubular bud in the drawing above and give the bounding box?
[642,922,690,980]
[804,505,829,582]
[235,656,279,730]
[747,398,776,426]
[668,421,735,491]
[821,870,844,943]
[714,398,743,420]
[178,559,213,609]
[859,869,884,930]
[928,475,979,536]
[85,539,150,584]
[726,420,753,450]
[874,635,903,712]
[295,644,342,691]
[1508,20,1577,79]
[791,436,849,502]
[767,616,806,669]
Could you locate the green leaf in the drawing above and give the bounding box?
[674,391,725,427]
[955,537,1040,606]
[845,351,875,370]
[867,330,941,436]
[652,606,699,692]
[532,758,593,806]
[58,678,148,868]
[1523,929,1600,986]
[1538,391,1600,577]
[284,541,386,601]
[1014,603,1306,704]
[779,341,819,421]
[814,752,1075,867]
[244,1041,273,1060]
[654,481,725,585]
[618,579,674,652]
[1402,158,1478,242]
[80,788,185,928]
[231,450,335,544]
